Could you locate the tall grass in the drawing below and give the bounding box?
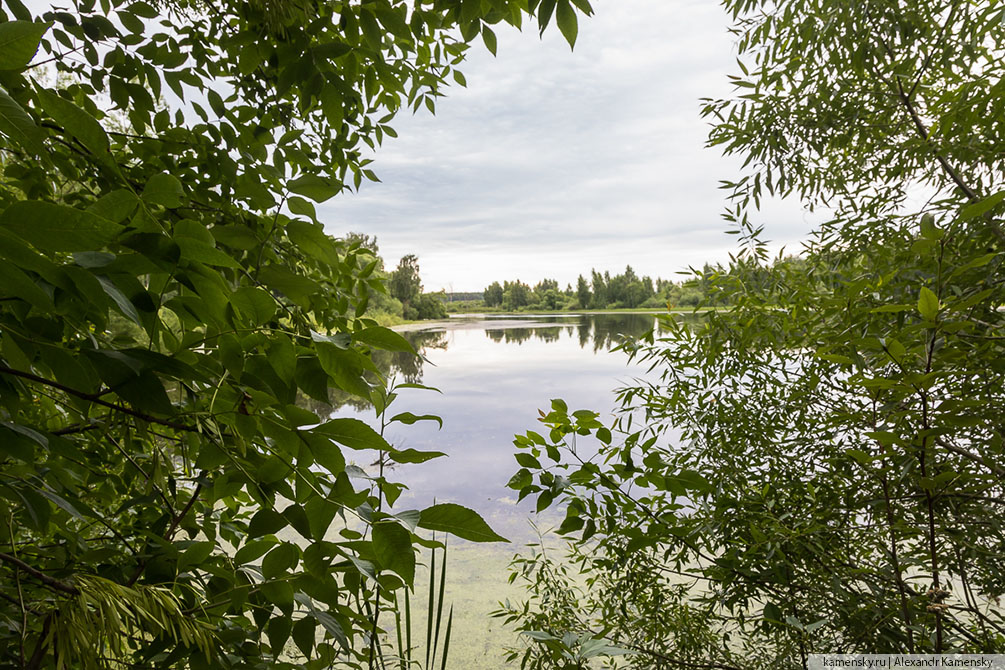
[387,540,454,670]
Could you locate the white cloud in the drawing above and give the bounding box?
[318,0,815,291]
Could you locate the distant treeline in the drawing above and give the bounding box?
[444,258,809,311]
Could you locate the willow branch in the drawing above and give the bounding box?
[935,437,1005,479]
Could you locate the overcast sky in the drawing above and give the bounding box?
[318,0,814,292]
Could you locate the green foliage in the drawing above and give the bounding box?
[503,0,1005,667]
[484,281,504,307]
[0,0,591,667]
[472,265,736,312]
[390,254,422,305]
[503,279,532,310]
[391,255,447,320]
[575,275,590,309]
[406,293,449,321]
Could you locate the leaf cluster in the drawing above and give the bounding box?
[0,0,601,665]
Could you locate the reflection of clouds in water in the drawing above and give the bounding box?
[323,313,671,539]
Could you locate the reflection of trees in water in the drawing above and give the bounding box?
[303,330,449,414]
[305,315,693,414]
[580,314,659,353]
[484,326,567,344]
[481,314,665,352]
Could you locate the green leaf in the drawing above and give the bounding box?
[578,638,635,659]
[373,521,416,586]
[229,287,277,326]
[249,509,287,538]
[917,286,940,321]
[97,276,141,324]
[306,433,346,475]
[555,0,578,48]
[919,213,941,240]
[417,503,509,543]
[481,25,497,56]
[960,191,1005,221]
[389,448,446,464]
[234,538,275,565]
[359,7,383,50]
[374,5,412,42]
[142,172,185,208]
[353,326,415,353]
[305,498,338,540]
[0,261,52,308]
[0,21,50,69]
[675,469,712,493]
[36,88,111,159]
[175,237,240,268]
[264,580,295,614]
[0,201,121,251]
[0,424,38,461]
[268,617,292,656]
[537,0,557,35]
[315,344,372,398]
[389,412,442,429]
[262,542,299,579]
[258,265,320,306]
[869,304,912,313]
[86,189,140,222]
[288,174,340,203]
[287,220,338,264]
[16,486,50,531]
[287,195,317,220]
[292,616,316,655]
[178,541,215,572]
[0,89,44,155]
[212,224,260,250]
[313,418,392,451]
[282,504,312,539]
[515,452,541,469]
[522,630,558,641]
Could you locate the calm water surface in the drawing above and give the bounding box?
[333,312,661,541]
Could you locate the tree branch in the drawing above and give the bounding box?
[126,481,204,587]
[935,437,1005,479]
[0,365,197,433]
[0,552,80,596]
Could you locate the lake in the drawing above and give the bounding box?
[330,312,663,668]
[335,312,660,540]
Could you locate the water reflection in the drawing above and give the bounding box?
[389,313,662,389]
[307,312,675,541]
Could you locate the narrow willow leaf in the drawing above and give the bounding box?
[960,190,1005,221]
